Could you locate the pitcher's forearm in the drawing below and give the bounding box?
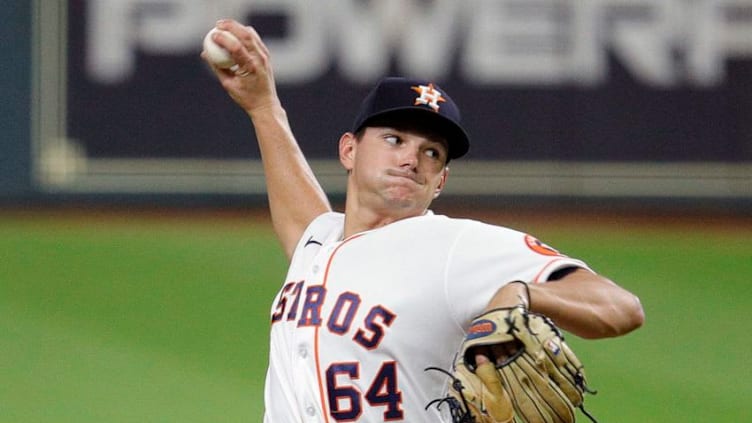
[486,269,644,339]
[527,274,644,339]
[249,105,331,257]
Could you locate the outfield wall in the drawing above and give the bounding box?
[4,1,752,210]
[0,3,32,198]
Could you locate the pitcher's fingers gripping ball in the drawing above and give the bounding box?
[428,292,598,422]
[203,28,239,69]
[202,22,262,79]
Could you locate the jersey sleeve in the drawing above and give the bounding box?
[443,220,591,327]
[284,212,344,280]
[291,212,345,251]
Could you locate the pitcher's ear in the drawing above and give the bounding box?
[434,167,449,198]
[339,132,357,170]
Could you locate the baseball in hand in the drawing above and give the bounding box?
[203,28,238,69]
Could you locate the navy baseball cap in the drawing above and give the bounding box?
[351,77,470,160]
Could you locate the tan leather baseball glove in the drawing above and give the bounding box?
[427,306,597,423]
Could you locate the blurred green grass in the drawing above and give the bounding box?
[1,211,750,422]
[0,212,286,422]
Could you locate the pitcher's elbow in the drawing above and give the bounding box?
[612,294,645,337]
[626,294,646,332]
[596,296,645,339]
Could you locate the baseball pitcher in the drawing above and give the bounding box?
[203,19,644,423]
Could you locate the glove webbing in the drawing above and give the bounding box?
[425,366,476,423]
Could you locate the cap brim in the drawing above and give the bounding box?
[355,107,470,160]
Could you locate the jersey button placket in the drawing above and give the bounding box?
[305,404,316,417]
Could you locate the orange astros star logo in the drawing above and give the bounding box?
[524,234,561,256]
[411,83,446,112]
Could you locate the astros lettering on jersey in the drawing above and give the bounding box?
[263,211,590,422]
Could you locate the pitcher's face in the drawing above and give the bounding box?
[340,126,449,214]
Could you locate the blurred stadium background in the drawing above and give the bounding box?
[2,1,751,422]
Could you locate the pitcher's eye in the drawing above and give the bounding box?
[426,147,447,162]
[383,135,400,145]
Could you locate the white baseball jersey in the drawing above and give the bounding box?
[263,211,590,422]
